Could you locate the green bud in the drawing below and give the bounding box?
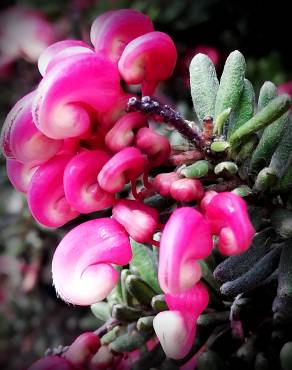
[110,330,149,353]
[111,304,142,322]
[91,301,111,322]
[231,185,252,197]
[121,269,133,306]
[253,167,278,192]
[125,275,156,307]
[236,135,258,162]
[137,316,155,332]
[271,209,292,239]
[280,342,292,370]
[210,141,231,153]
[214,161,238,176]
[151,294,168,312]
[181,160,210,178]
[100,325,121,345]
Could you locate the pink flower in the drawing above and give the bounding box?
[153,283,209,359]
[52,218,132,305]
[135,127,171,167]
[170,178,205,202]
[90,9,154,62]
[32,52,122,139]
[63,150,115,213]
[118,31,177,96]
[63,332,100,368]
[204,192,255,255]
[105,112,147,153]
[27,154,79,227]
[112,199,158,243]
[0,6,55,63]
[152,172,180,197]
[0,92,62,164]
[159,207,212,294]
[98,147,146,194]
[6,159,38,193]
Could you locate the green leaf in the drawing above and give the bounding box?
[125,275,156,306]
[130,240,161,293]
[180,160,210,178]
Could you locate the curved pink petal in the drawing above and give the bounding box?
[153,283,209,359]
[27,154,79,227]
[200,190,218,213]
[98,147,146,194]
[90,9,154,62]
[64,150,115,213]
[159,207,213,294]
[105,112,147,153]
[52,218,132,305]
[6,159,38,193]
[152,172,180,197]
[135,127,171,167]
[1,92,62,164]
[64,332,100,368]
[32,52,122,139]
[28,356,73,370]
[38,39,93,76]
[112,199,158,243]
[204,192,255,255]
[118,31,177,96]
[170,178,204,202]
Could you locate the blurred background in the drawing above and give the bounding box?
[0,0,291,369]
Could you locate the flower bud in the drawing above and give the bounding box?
[170,178,204,202]
[152,172,180,197]
[28,356,73,370]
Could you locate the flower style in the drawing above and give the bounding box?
[159,207,213,294]
[52,218,132,305]
[203,192,255,255]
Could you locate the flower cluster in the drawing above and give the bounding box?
[1,8,255,363]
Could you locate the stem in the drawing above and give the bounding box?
[127,96,206,151]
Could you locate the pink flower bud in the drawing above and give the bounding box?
[64,150,114,213]
[159,207,212,294]
[170,178,204,202]
[105,112,147,153]
[52,218,132,305]
[38,40,93,76]
[152,172,180,197]
[1,92,62,164]
[89,345,114,370]
[112,199,158,243]
[90,9,154,62]
[200,190,218,213]
[28,356,73,370]
[27,154,79,227]
[153,283,208,359]
[32,52,121,139]
[63,332,100,368]
[98,147,145,193]
[6,159,38,193]
[118,31,177,96]
[204,192,255,255]
[0,6,55,63]
[135,127,171,167]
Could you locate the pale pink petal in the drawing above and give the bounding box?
[64,332,100,367]
[6,159,38,193]
[152,172,180,197]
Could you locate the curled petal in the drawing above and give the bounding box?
[98,147,146,193]
[1,92,62,163]
[153,283,209,359]
[118,31,177,96]
[159,207,212,294]
[170,178,204,202]
[33,52,121,139]
[204,192,255,255]
[6,159,38,193]
[28,356,73,370]
[105,112,147,153]
[38,39,93,76]
[135,127,171,167]
[152,172,180,197]
[200,190,218,213]
[90,9,154,62]
[64,150,115,213]
[64,332,100,367]
[112,199,158,243]
[52,218,132,305]
[27,154,79,227]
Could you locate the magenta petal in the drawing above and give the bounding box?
[27,154,79,227]
[52,218,132,305]
[28,356,73,370]
[64,150,115,213]
[152,172,180,197]
[38,39,93,76]
[32,52,121,139]
[159,207,212,294]
[98,147,146,193]
[204,192,255,255]
[6,159,38,193]
[112,199,158,243]
[118,31,177,96]
[90,9,154,62]
[170,178,205,202]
